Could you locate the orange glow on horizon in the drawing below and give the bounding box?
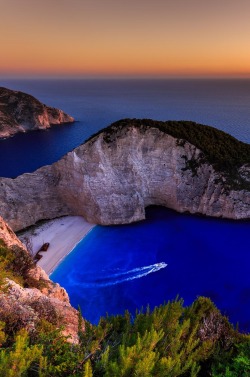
[1,0,250,78]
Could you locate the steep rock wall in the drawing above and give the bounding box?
[54,125,250,223]
[0,166,72,231]
[0,123,250,231]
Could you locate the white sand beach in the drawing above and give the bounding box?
[19,216,95,275]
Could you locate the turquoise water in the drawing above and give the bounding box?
[51,207,250,330]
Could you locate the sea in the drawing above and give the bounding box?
[1,78,250,329]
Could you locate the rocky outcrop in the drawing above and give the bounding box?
[1,280,81,343]
[0,87,74,138]
[0,216,82,342]
[0,119,250,232]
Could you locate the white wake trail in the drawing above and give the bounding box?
[78,262,167,288]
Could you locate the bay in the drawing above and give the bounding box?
[1,78,250,329]
[51,206,250,330]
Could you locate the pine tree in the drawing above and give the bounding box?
[83,359,93,377]
[103,328,163,376]
[0,330,44,377]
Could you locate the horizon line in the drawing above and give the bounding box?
[1,74,250,80]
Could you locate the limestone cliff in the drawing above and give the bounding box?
[0,216,82,343]
[0,87,74,138]
[0,119,250,231]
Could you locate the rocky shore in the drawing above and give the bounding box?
[0,87,74,138]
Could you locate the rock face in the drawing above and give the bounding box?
[0,87,74,138]
[0,119,250,232]
[0,279,81,343]
[0,216,82,343]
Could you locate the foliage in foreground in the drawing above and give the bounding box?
[0,296,249,377]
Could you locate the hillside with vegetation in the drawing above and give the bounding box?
[1,238,250,376]
[89,118,250,190]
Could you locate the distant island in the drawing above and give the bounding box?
[0,87,74,138]
[0,118,250,232]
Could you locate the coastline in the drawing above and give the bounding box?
[19,216,95,275]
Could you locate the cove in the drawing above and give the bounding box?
[50,207,250,330]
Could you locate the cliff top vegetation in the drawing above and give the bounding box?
[88,118,250,189]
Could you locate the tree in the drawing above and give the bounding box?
[0,330,45,377]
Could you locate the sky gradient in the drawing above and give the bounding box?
[1,0,250,78]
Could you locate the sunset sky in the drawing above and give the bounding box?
[1,0,250,78]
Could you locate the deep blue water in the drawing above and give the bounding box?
[1,79,250,330]
[51,207,250,330]
[1,79,250,177]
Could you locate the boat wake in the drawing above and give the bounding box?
[78,262,167,288]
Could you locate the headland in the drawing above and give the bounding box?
[0,86,74,138]
[1,119,250,233]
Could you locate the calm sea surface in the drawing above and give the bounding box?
[1,79,250,177]
[1,79,250,329]
[51,207,250,329]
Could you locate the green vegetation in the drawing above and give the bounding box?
[1,233,250,375]
[0,294,249,376]
[87,118,250,189]
[0,240,27,287]
[0,239,40,289]
[0,238,49,292]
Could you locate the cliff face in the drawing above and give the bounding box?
[0,120,250,232]
[0,216,82,343]
[0,87,74,138]
[0,166,72,231]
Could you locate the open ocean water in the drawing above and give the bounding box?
[1,79,250,328]
[1,79,250,177]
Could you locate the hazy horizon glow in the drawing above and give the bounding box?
[1,0,250,78]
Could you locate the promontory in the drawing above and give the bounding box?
[0,119,250,232]
[0,87,74,138]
